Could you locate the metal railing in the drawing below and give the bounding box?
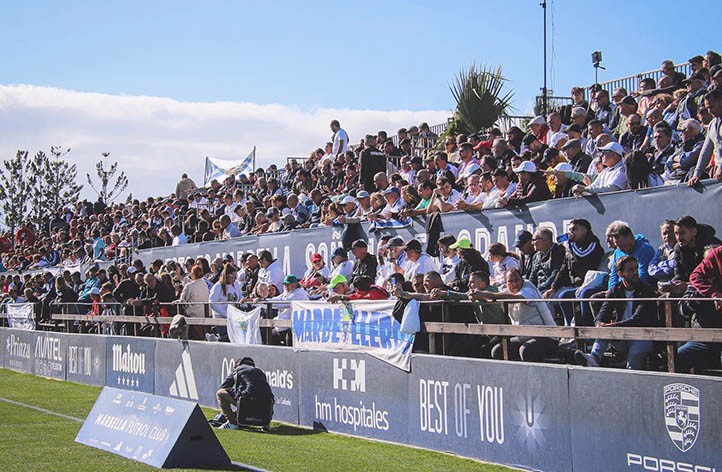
[535,96,573,115]
[585,62,693,100]
[16,296,720,374]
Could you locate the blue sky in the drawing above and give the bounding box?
[4,0,720,114]
[1,1,720,199]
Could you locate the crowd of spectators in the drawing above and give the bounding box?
[1,53,721,375]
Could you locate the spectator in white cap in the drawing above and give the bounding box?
[499,161,551,207]
[572,141,628,196]
[374,186,405,220]
[340,195,358,215]
[351,190,373,220]
[551,162,576,198]
[528,116,549,144]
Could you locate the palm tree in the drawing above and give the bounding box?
[449,62,515,134]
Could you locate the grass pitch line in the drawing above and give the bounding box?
[0,394,271,472]
[0,396,84,423]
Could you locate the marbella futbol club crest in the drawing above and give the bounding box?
[663,383,700,453]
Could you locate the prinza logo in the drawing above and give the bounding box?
[111,344,146,374]
[333,358,365,392]
[5,334,31,358]
[663,383,700,453]
[169,350,198,400]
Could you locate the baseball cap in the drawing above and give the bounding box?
[571,107,587,118]
[619,95,637,107]
[351,239,368,249]
[380,236,404,250]
[473,141,492,152]
[283,274,299,285]
[328,274,348,290]
[402,239,422,252]
[528,116,546,127]
[513,230,533,249]
[449,238,472,250]
[522,133,538,146]
[512,161,538,173]
[554,162,574,173]
[562,138,582,150]
[598,141,625,156]
[382,186,401,196]
[356,190,370,199]
[127,267,137,274]
[90,287,101,296]
[682,72,706,85]
[310,253,323,263]
[341,195,357,205]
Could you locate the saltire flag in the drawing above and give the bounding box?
[204,147,255,185]
[369,216,413,232]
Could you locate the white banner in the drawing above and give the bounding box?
[291,300,414,371]
[227,305,262,345]
[7,303,36,330]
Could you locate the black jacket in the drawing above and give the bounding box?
[673,224,721,283]
[452,253,490,292]
[351,253,378,286]
[570,152,593,174]
[359,147,387,192]
[595,280,659,327]
[529,244,566,291]
[552,233,605,290]
[220,364,274,400]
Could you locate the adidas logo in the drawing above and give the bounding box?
[169,350,198,400]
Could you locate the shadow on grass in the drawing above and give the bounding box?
[258,423,323,437]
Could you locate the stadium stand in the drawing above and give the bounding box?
[2,51,722,376]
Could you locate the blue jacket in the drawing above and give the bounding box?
[609,234,656,289]
[648,244,675,282]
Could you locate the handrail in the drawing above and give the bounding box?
[49,313,292,328]
[585,61,692,99]
[29,296,720,374]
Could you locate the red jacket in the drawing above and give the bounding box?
[15,227,35,246]
[690,246,722,299]
[348,286,389,300]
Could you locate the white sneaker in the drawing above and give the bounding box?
[218,421,240,430]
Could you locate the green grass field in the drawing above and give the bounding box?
[0,369,514,472]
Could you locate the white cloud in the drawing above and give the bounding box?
[0,84,450,200]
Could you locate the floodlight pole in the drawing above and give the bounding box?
[541,0,548,117]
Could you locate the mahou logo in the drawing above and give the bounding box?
[111,344,146,374]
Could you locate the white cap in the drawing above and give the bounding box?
[553,162,574,172]
[528,116,546,127]
[340,195,357,205]
[571,107,587,118]
[598,141,625,156]
[512,161,537,173]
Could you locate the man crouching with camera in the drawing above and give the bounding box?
[216,357,274,431]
